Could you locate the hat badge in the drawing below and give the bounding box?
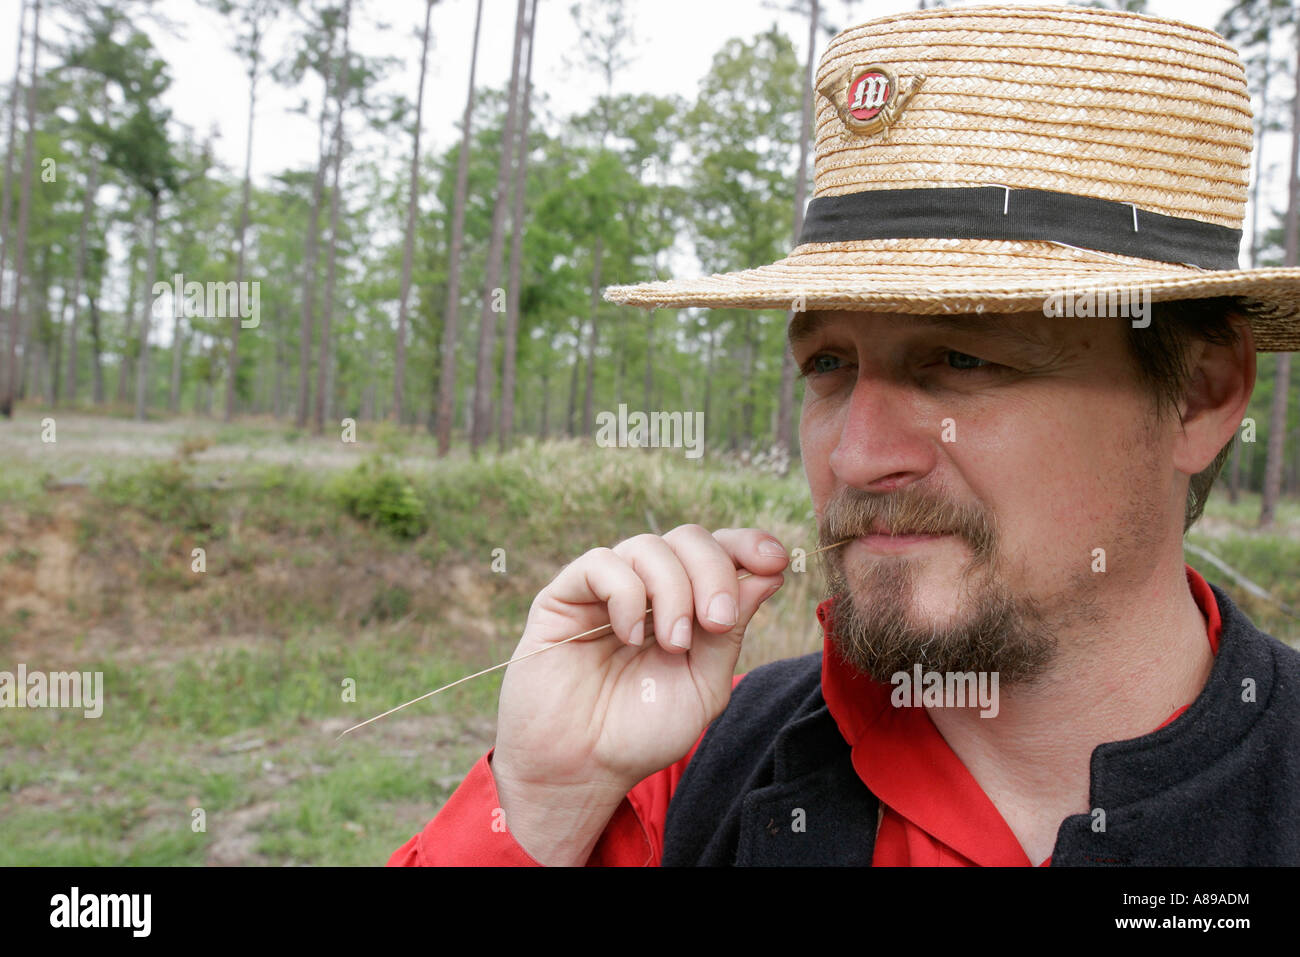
[819,63,924,137]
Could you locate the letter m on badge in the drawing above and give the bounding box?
[850,72,890,114]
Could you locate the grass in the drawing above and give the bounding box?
[0,630,502,866]
[0,422,826,865]
[0,409,1295,864]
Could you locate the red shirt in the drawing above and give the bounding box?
[388,564,1222,866]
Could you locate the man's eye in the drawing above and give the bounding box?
[945,351,991,371]
[802,354,846,377]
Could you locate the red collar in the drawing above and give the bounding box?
[1185,562,1222,656]
[816,564,1223,866]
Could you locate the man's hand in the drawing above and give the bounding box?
[490,525,789,865]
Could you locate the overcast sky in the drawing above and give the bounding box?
[0,0,1244,176]
[6,0,1289,265]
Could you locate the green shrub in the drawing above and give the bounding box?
[332,458,428,539]
[98,460,216,533]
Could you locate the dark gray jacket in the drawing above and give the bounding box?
[661,582,1300,866]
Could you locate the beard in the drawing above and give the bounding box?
[816,483,1068,688]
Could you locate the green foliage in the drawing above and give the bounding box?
[98,460,217,533]
[331,457,428,539]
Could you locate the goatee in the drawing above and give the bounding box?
[817,483,1061,687]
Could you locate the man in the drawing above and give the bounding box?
[391,4,1300,866]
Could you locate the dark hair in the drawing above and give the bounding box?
[1123,297,1247,533]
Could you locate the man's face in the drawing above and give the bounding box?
[791,310,1177,687]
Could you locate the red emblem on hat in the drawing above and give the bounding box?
[819,62,924,138]
[848,70,892,121]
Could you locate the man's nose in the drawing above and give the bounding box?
[828,374,940,493]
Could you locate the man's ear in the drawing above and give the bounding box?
[1172,313,1256,476]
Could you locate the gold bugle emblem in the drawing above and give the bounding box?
[818,63,924,137]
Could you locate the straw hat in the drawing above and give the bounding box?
[602,3,1300,351]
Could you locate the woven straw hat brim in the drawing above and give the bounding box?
[603,239,1300,352]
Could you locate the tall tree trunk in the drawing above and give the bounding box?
[17,131,47,403]
[256,331,268,415]
[226,21,264,423]
[470,0,528,454]
[168,279,185,413]
[274,300,285,417]
[436,0,485,454]
[117,235,141,405]
[200,328,217,416]
[63,148,98,406]
[49,281,62,403]
[2,0,39,417]
[324,318,337,421]
[776,0,818,466]
[15,268,34,399]
[1260,23,1300,530]
[297,51,335,429]
[88,296,104,403]
[1249,24,1272,270]
[134,191,160,421]
[0,1,27,400]
[315,0,352,434]
[395,0,435,425]
[0,0,27,403]
[29,334,42,401]
[567,346,579,436]
[582,236,601,434]
[499,0,538,451]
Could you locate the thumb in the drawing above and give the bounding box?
[735,572,786,633]
[683,571,785,690]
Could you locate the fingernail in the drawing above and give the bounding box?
[706,593,738,627]
[671,616,692,649]
[629,620,644,646]
[758,539,786,558]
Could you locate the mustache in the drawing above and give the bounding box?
[816,484,997,560]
